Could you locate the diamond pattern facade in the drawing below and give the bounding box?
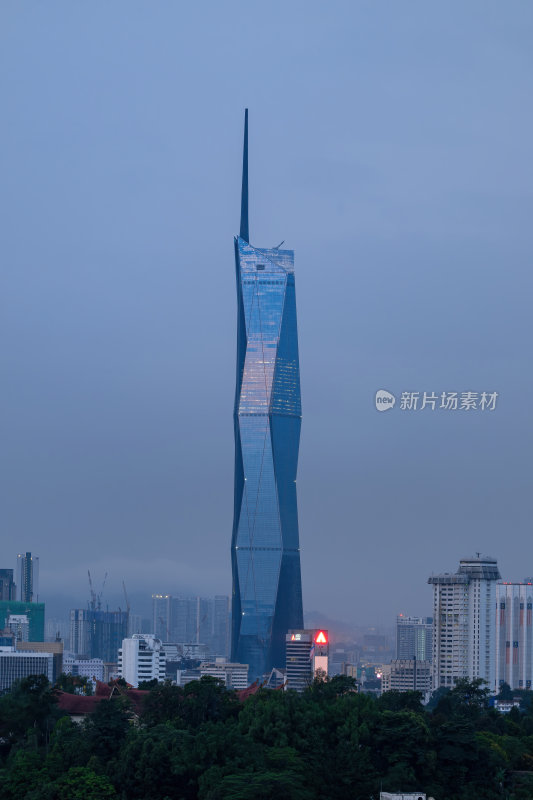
[231,236,304,679]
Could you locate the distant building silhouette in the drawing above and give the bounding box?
[396,615,433,661]
[17,552,39,602]
[151,594,230,657]
[69,608,128,663]
[0,569,16,601]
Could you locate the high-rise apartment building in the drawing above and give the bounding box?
[428,555,500,690]
[0,569,16,601]
[231,110,304,679]
[495,582,533,690]
[152,594,172,641]
[396,615,433,661]
[17,552,39,602]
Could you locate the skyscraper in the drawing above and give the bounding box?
[396,615,433,661]
[496,581,533,690]
[17,552,39,602]
[69,608,128,662]
[231,110,304,679]
[428,555,500,690]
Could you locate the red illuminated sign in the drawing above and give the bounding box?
[315,630,327,644]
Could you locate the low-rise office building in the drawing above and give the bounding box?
[381,659,432,696]
[63,656,105,683]
[285,630,329,692]
[0,647,53,692]
[200,659,248,690]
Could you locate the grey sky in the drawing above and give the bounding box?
[1,1,532,624]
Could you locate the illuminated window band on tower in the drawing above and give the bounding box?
[231,109,304,680]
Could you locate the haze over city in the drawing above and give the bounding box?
[2,1,532,626]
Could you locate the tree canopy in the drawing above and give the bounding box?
[0,674,533,798]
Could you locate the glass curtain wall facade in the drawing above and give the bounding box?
[231,111,303,679]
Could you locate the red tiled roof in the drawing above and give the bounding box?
[57,693,100,714]
[58,681,149,717]
[236,680,261,701]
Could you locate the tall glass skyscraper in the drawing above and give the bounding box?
[231,110,304,679]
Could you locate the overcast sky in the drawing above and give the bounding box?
[1,1,532,625]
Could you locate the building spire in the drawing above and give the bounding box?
[240,109,249,242]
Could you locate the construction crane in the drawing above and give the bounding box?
[97,572,108,611]
[87,570,97,611]
[122,580,130,614]
[159,616,169,641]
[195,606,209,644]
[88,570,108,611]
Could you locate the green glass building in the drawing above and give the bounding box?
[0,600,45,642]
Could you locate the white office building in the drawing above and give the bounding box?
[381,659,432,696]
[428,555,500,691]
[199,659,248,690]
[118,634,166,688]
[496,582,533,691]
[63,656,105,683]
[0,647,53,692]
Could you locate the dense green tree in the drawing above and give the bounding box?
[83,697,131,763]
[1,673,533,799]
[497,681,514,702]
[45,716,91,779]
[55,673,93,696]
[28,766,117,799]
[0,748,47,800]
[137,678,159,690]
[369,710,432,792]
[425,685,450,711]
[0,675,62,752]
[180,675,240,727]
[378,690,424,713]
[139,680,185,727]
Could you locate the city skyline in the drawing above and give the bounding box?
[1,3,532,623]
